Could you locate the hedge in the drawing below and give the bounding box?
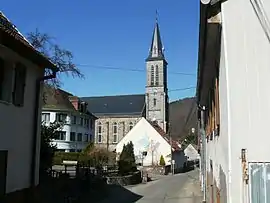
[53,152,100,166]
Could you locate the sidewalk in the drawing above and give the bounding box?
[177,169,203,203]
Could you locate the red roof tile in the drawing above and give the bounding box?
[148,120,181,151]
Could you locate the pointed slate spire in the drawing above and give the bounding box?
[146,15,165,61]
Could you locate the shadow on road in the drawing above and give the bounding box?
[101,184,143,203]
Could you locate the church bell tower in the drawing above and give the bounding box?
[145,18,169,133]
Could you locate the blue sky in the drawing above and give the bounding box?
[2,0,199,101]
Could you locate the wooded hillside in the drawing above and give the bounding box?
[169,97,197,141]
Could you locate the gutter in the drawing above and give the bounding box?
[30,70,57,187]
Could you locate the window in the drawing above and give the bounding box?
[97,122,102,143]
[112,122,118,143]
[85,118,89,128]
[77,149,82,152]
[55,131,66,140]
[98,123,102,134]
[70,132,76,141]
[113,134,117,143]
[113,122,117,134]
[98,134,102,143]
[12,63,27,106]
[153,98,157,107]
[80,118,83,126]
[70,149,76,152]
[85,134,89,142]
[90,119,92,129]
[249,162,270,203]
[155,65,159,86]
[77,133,82,141]
[71,116,76,125]
[129,122,133,131]
[55,113,67,123]
[150,65,154,86]
[42,113,50,123]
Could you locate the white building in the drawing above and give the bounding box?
[184,144,200,161]
[197,0,270,203]
[42,87,97,152]
[116,118,186,170]
[0,12,57,195]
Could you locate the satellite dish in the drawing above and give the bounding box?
[152,118,156,122]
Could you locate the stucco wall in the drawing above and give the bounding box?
[206,0,270,202]
[43,111,95,152]
[0,45,44,193]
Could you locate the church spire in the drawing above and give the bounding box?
[146,14,165,61]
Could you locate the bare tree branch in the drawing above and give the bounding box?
[27,29,84,87]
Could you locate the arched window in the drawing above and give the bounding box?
[150,65,155,86]
[113,122,118,143]
[97,122,102,143]
[129,122,134,131]
[155,65,159,86]
[153,98,157,107]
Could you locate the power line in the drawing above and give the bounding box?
[168,87,196,92]
[75,64,196,76]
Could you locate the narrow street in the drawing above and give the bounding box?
[99,169,202,203]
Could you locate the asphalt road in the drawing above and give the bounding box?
[99,170,198,203]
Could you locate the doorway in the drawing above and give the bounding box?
[0,150,8,196]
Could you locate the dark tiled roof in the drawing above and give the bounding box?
[0,11,56,70]
[81,94,145,117]
[149,121,181,151]
[42,86,75,111]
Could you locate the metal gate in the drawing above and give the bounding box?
[249,162,270,203]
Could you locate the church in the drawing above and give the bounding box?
[81,20,169,151]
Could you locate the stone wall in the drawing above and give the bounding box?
[94,116,141,151]
[106,171,142,186]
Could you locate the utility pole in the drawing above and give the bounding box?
[200,106,207,203]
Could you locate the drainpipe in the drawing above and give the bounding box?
[31,71,57,187]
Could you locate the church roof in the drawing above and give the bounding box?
[146,21,166,62]
[149,121,181,151]
[81,94,145,117]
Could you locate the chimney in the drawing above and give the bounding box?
[69,96,80,110]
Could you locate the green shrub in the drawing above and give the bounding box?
[118,142,137,175]
[53,152,81,165]
[159,155,166,166]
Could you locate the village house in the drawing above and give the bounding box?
[0,11,57,195]
[197,0,270,203]
[116,117,186,171]
[42,86,97,152]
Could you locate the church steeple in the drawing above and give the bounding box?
[146,20,165,61]
[145,15,169,133]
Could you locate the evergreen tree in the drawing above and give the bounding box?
[118,141,136,175]
[159,155,166,166]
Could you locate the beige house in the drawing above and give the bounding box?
[0,11,57,195]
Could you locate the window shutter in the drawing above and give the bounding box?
[13,63,26,106]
